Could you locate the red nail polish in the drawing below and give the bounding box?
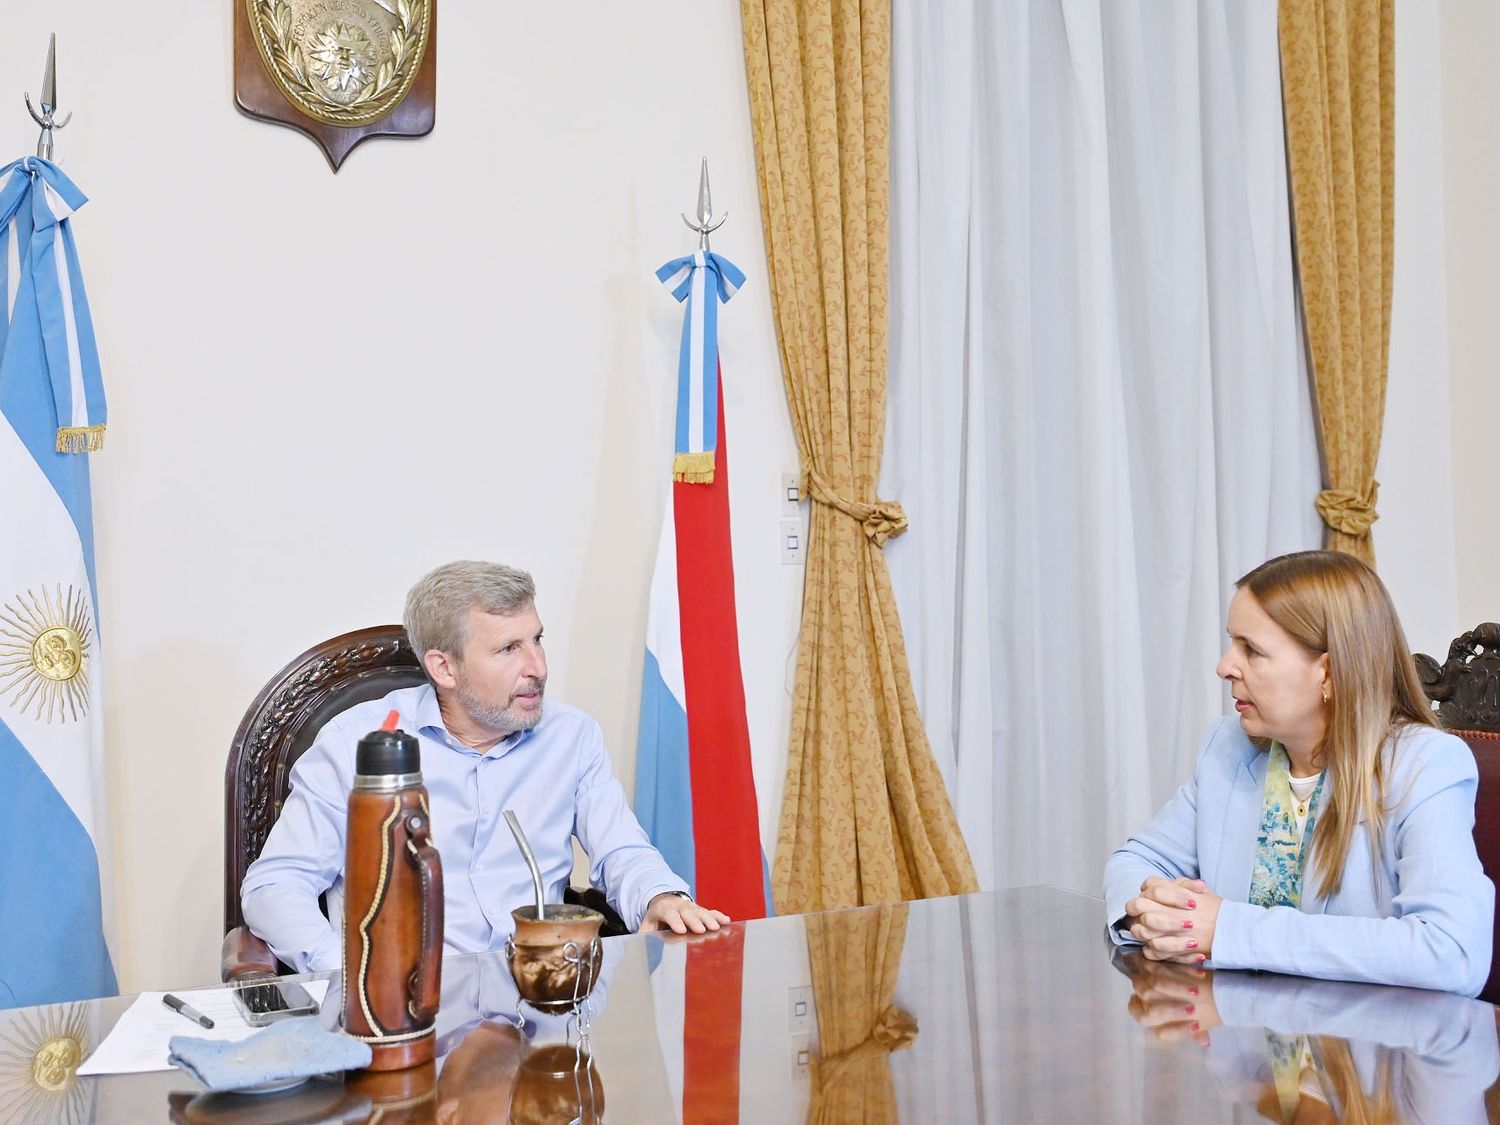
[1185,1005,1196,1015]
[1197,954,1207,963]
[1182,920,1194,930]
[1188,987,1199,996]
[1187,939,1198,949]
[1187,898,1197,909]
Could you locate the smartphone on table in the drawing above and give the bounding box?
[231,977,320,1026]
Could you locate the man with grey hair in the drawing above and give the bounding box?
[242,560,728,973]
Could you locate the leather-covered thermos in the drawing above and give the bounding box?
[342,722,444,1071]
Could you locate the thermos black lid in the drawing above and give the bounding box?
[356,728,420,777]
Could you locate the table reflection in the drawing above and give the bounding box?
[4,887,1499,1123]
[431,951,610,1125]
[1115,950,1500,1124]
[804,903,916,1122]
[163,946,618,1124]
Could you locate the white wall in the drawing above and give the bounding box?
[1379,0,1499,657]
[1440,0,1500,631]
[1377,0,1459,661]
[1,6,801,993]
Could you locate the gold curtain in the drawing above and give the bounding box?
[805,903,916,1124]
[740,0,977,912]
[1279,0,1394,563]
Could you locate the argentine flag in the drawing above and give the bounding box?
[635,250,770,922]
[0,156,115,1008]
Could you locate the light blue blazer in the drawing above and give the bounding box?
[1104,718,1494,996]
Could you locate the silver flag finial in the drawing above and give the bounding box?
[681,157,727,251]
[24,33,73,160]
[41,33,57,113]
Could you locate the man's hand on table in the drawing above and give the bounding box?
[640,893,731,935]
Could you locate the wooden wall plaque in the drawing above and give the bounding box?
[234,0,437,171]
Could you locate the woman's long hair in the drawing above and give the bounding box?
[1253,1038,1402,1124]
[1236,551,1438,899]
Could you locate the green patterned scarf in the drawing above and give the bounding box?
[1250,743,1327,1123]
[1248,743,1326,909]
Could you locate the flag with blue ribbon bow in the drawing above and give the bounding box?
[0,156,115,1008]
[655,250,744,484]
[635,249,770,923]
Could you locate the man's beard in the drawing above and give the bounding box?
[456,676,547,734]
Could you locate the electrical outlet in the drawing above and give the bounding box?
[780,471,802,516]
[780,519,805,566]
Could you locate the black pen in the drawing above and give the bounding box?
[162,993,215,1029]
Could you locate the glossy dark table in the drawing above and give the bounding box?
[2,886,1497,1122]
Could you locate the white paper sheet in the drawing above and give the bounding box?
[77,980,331,1075]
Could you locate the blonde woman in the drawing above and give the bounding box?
[1105,551,1493,996]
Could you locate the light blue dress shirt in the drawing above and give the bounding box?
[241,684,688,973]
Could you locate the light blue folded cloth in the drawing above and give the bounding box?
[168,1018,372,1092]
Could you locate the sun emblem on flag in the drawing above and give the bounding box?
[0,1003,91,1121]
[0,585,93,723]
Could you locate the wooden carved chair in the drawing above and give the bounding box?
[1415,622,1500,1004]
[221,625,427,979]
[221,624,627,981]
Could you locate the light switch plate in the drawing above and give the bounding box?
[780,518,805,566]
[790,1033,812,1081]
[788,985,812,1032]
[780,471,802,516]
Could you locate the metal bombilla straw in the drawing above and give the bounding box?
[503,810,546,920]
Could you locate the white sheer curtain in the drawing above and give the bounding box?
[882,0,1322,895]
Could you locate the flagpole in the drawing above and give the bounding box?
[24,33,73,161]
[635,161,768,923]
[680,158,726,251]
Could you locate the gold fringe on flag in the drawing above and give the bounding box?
[672,450,716,484]
[55,425,105,454]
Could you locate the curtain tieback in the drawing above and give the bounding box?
[815,1006,919,1080]
[1315,480,1380,536]
[803,467,909,547]
[816,1008,918,1086]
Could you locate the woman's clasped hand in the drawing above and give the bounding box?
[1124,876,1221,963]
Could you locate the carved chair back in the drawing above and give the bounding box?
[1415,622,1500,1003]
[224,625,425,935]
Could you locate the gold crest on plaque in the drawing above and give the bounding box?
[247,0,430,127]
[235,0,437,170]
